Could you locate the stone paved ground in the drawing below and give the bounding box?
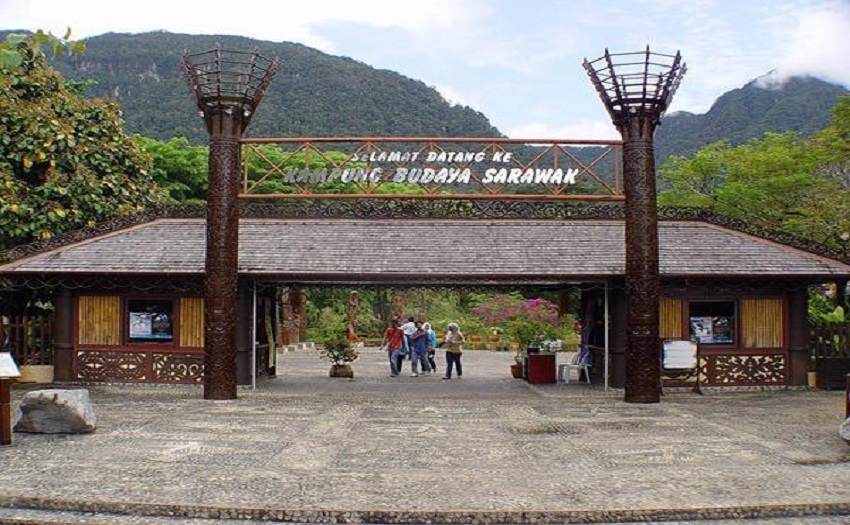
[0,348,848,524]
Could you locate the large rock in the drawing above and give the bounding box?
[14,389,97,434]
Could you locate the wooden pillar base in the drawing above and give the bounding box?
[1,378,12,446]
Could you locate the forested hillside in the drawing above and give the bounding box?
[656,75,848,161]
[34,31,850,161]
[47,31,502,144]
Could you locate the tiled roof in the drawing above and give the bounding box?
[1,218,848,282]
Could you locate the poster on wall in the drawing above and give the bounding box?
[129,312,153,338]
[150,314,172,339]
[128,305,173,342]
[690,316,733,344]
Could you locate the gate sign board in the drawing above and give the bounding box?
[0,353,20,378]
[240,137,624,201]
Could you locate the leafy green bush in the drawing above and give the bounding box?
[319,334,359,365]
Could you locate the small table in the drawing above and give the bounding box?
[525,353,557,384]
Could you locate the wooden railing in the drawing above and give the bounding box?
[811,322,850,390]
[811,323,850,359]
[0,315,53,366]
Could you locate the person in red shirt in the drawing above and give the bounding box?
[381,318,406,377]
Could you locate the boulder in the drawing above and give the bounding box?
[841,417,850,444]
[14,389,97,434]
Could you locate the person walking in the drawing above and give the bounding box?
[442,322,464,380]
[381,318,406,377]
[408,322,431,377]
[423,322,437,373]
[400,316,416,356]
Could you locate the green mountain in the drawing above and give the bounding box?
[46,31,503,143]
[656,75,848,161]
[26,31,849,161]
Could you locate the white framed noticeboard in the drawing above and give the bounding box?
[0,353,21,378]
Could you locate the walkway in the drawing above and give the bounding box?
[0,349,848,524]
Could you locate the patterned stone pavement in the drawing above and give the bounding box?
[0,348,848,524]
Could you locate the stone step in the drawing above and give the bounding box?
[277,341,316,353]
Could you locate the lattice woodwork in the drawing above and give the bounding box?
[659,297,683,340]
[179,297,204,348]
[75,350,203,384]
[78,296,121,346]
[76,350,147,381]
[705,353,787,385]
[742,298,784,348]
[152,353,204,383]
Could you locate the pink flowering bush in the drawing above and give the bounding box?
[471,294,559,348]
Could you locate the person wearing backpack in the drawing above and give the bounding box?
[442,322,465,380]
[423,322,438,373]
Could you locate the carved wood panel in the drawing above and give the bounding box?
[75,350,203,384]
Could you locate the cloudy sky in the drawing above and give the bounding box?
[2,0,849,139]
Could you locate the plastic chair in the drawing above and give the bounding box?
[558,349,591,384]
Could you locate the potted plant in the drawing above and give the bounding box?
[319,334,359,378]
[507,317,559,378]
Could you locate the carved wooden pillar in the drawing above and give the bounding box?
[279,286,295,346]
[347,290,360,342]
[202,110,243,400]
[183,48,277,400]
[584,47,685,403]
[619,114,662,402]
[290,285,307,342]
[392,289,405,321]
[557,289,570,318]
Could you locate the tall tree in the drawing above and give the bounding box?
[136,136,208,203]
[0,29,84,72]
[0,41,162,249]
[658,96,850,255]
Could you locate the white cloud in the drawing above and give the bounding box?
[0,0,479,52]
[432,83,472,108]
[774,1,850,87]
[505,120,620,141]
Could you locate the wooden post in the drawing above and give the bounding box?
[182,49,278,400]
[846,373,850,419]
[1,378,11,446]
[584,48,686,403]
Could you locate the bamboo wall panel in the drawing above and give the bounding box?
[78,296,120,345]
[659,298,683,340]
[742,298,783,348]
[179,297,204,348]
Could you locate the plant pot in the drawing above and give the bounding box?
[329,364,354,378]
[510,362,522,379]
[17,365,55,384]
[807,370,817,389]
